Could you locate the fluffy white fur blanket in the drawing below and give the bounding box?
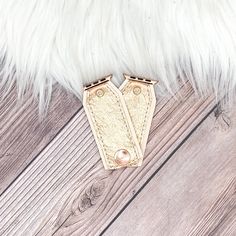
[0,0,236,111]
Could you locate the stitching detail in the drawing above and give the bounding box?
[123,81,151,149]
[88,100,108,161]
[140,85,151,140]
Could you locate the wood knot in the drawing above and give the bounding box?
[78,180,106,213]
[214,106,231,132]
[0,152,12,159]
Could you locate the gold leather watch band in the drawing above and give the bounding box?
[83,74,157,170]
[120,74,157,154]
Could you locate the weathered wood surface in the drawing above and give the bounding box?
[105,108,236,236]
[0,82,217,236]
[0,86,81,195]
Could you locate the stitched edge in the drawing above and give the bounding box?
[123,81,151,154]
[140,85,151,141]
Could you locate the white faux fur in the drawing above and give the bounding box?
[0,0,236,111]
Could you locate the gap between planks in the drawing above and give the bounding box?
[0,85,82,195]
[104,109,236,236]
[0,82,216,236]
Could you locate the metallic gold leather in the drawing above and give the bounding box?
[83,75,143,169]
[120,75,157,153]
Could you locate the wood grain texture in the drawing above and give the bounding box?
[0,82,216,236]
[0,85,81,195]
[104,108,236,236]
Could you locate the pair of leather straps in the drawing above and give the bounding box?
[83,74,157,170]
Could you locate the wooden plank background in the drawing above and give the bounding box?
[0,86,81,195]
[104,109,236,236]
[0,82,235,236]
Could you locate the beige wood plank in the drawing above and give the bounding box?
[104,108,236,236]
[0,82,216,236]
[0,85,81,194]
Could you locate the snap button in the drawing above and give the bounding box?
[114,149,131,166]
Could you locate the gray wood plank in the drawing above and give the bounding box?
[104,108,236,236]
[0,82,216,236]
[0,85,81,195]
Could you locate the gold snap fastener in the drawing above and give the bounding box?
[133,86,141,95]
[96,89,104,97]
[114,149,131,166]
